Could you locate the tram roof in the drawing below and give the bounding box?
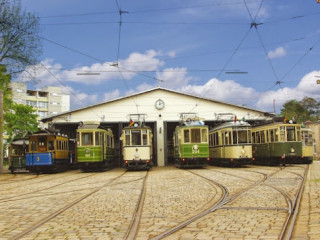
[41,87,274,123]
[210,121,251,131]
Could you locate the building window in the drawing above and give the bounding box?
[38,101,48,108]
[38,111,47,118]
[27,100,37,107]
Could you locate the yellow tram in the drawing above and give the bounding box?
[301,127,313,163]
[121,121,153,170]
[209,121,252,166]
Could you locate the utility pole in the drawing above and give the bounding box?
[0,89,4,173]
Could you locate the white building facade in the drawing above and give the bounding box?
[9,83,70,119]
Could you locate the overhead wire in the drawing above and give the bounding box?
[113,0,140,114]
[185,0,264,114]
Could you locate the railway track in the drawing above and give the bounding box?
[0,172,99,203]
[9,171,128,240]
[124,170,149,240]
[1,165,309,239]
[150,165,308,240]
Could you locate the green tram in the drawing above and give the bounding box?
[252,120,302,165]
[121,124,153,170]
[209,121,252,166]
[173,116,209,168]
[76,123,115,171]
[301,127,313,164]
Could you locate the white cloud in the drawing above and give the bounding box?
[104,89,120,101]
[180,78,258,107]
[267,47,287,59]
[15,50,166,86]
[156,68,191,89]
[243,71,320,112]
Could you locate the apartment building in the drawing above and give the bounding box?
[9,82,70,119]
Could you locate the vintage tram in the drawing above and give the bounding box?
[76,122,115,171]
[26,130,75,173]
[8,138,28,173]
[173,114,209,168]
[209,121,252,166]
[301,127,313,164]
[251,119,302,165]
[121,120,153,170]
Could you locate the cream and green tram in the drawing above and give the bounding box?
[252,121,302,165]
[209,121,252,166]
[173,124,209,168]
[301,127,313,164]
[121,125,153,170]
[77,123,115,171]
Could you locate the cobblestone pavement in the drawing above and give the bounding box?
[292,161,320,240]
[0,163,318,240]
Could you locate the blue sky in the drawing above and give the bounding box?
[17,0,320,114]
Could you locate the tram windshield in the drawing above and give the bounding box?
[82,132,93,145]
[131,130,141,145]
[183,128,208,143]
[233,128,251,144]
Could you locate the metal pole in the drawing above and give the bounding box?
[0,89,4,173]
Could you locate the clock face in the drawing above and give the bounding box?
[155,99,165,110]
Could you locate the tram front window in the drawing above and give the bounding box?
[191,129,201,143]
[132,130,141,145]
[82,133,93,145]
[287,127,296,141]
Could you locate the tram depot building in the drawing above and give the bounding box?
[41,87,275,167]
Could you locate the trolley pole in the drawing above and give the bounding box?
[0,89,4,173]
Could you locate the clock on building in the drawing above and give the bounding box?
[155,99,165,110]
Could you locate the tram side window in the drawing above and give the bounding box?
[307,133,313,146]
[274,129,279,142]
[209,133,214,147]
[214,132,219,146]
[256,132,260,143]
[252,132,256,144]
[184,129,190,143]
[279,126,286,142]
[125,130,130,146]
[201,129,208,143]
[260,131,265,143]
[142,130,148,145]
[269,129,275,142]
[223,131,231,145]
[95,132,100,145]
[191,129,201,143]
[82,133,93,145]
[287,126,296,141]
[132,130,141,145]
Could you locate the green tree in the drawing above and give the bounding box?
[0,65,13,111]
[4,103,38,141]
[300,97,320,120]
[0,0,41,74]
[0,65,38,142]
[280,98,320,123]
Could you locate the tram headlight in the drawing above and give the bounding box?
[290,147,295,153]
